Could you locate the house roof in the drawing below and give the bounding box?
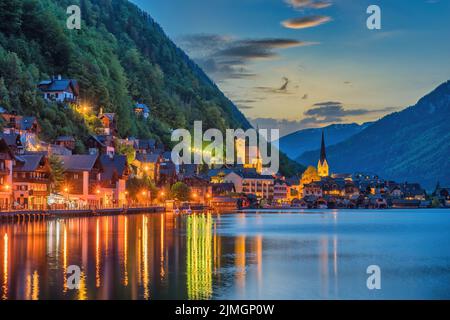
[100,113,115,122]
[137,139,156,150]
[56,135,75,142]
[0,132,21,147]
[20,116,37,131]
[59,154,99,171]
[14,154,45,172]
[99,154,128,180]
[134,103,150,113]
[39,78,78,93]
[135,152,160,163]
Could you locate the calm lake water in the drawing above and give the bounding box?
[1,209,450,300]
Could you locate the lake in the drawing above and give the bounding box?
[1,209,450,300]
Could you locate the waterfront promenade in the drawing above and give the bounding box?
[0,205,166,222]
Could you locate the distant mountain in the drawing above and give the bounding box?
[278,123,372,160]
[297,81,450,189]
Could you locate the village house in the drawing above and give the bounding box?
[98,111,118,136]
[223,170,274,200]
[12,153,50,209]
[87,134,115,156]
[98,154,130,207]
[55,136,76,151]
[273,179,289,203]
[38,76,79,103]
[183,175,212,204]
[389,183,426,200]
[303,181,323,198]
[133,103,150,119]
[158,151,177,186]
[1,113,40,136]
[41,142,72,156]
[434,185,450,207]
[132,152,161,182]
[59,154,102,207]
[133,138,157,154]
[0,138,14,209]
[0,132,24,155]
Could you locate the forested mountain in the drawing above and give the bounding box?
[0,0,250,142]
[278,122,372,160]
[0,0,302,175]
[298,81,450,189]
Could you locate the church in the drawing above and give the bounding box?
[317,131,329,177]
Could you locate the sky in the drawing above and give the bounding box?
[132,0,450,136]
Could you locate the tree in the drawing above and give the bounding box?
[126,175,157,201]
[171,182,190,201]
[301,166,321,185]
[49,154,65,193]
[115,140,136,164]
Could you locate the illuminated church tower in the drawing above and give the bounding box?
[317,131,329,177]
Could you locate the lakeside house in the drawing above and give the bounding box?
[132,152,161,182]
[98,154,130,207]
[13,153,50,209]
[223,170,274,200]
[59,154,102,207]
[0,138,14,209]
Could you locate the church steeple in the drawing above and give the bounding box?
[320,130,326,164]
[317,130,329,177]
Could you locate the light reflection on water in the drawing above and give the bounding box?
[1,209,450,300]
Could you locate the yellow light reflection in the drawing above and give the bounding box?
[32,270,39,300]
[142,216,149,299]
[63,224,68,292]
[160,214,165,279]
[78,271,87,300]
[96,219,101,288]
[123,217,128,287]
[186,214,213,299]
[2,233,8,300]
[235,235,246,289]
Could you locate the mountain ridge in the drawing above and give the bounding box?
[297,80,450,189]
[278,122,373,159]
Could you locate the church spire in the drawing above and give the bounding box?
[320,130,327,164]
[317,130,329,177]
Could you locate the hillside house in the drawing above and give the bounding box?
[38,76,79,103]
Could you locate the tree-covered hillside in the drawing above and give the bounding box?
[0,0,250,141]
[0,0,302,176]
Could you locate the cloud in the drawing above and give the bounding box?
[299,101,397,125]
[285,0,333,9]
[251,102,397,136]
[282,15,331,29]
[178,34,315,80]
[254,77,294,95]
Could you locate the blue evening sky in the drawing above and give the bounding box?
[131,0,450,135]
